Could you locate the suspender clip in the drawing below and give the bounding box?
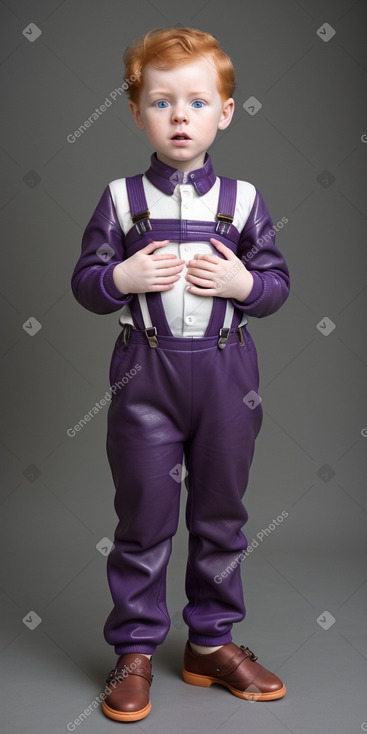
[120,323,132,347]
[145,326,159,348]
[216,212,233,235]
[132,210,152,236]
[236,326,245,346]
[218,327,230,349]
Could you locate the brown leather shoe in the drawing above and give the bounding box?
[102,653,153,721]
[183,642,286,701]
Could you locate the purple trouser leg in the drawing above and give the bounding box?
[103,328,262,654]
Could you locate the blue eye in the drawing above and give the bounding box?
[156,100,168,108]
[192,100,205,108]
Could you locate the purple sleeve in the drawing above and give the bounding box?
[71,186,134,315]
[232,188,290,317]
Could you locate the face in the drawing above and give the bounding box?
[129,56,234,171]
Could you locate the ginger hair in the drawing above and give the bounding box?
[123,26,235,104]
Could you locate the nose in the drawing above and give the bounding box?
[171,104,188,123]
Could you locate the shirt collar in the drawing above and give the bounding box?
[145,152,216,196]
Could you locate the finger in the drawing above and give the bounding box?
[190,254,220,265]
[186,266,217,281]
[153,264,185,276]
[151,254,185,262]
[149,275,182,288]
[187,259,219,273]
[148,283,177,291]
[186,284,216,296]
[151,278,181,286]
[209,238,236,260]
[186,274,216,288]
[142,239,170,254]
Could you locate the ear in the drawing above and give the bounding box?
[129,100,145,130]
[218,98,235,131]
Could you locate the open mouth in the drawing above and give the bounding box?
[171,133,190,140]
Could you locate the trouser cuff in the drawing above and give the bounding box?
[115,644,156,655]
[188,631,233,646]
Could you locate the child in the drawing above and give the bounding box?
[71,27,290,722]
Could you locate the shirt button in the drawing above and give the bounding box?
[185,315,195,325]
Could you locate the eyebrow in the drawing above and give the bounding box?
[147,90,211,97]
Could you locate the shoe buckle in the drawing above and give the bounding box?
[106,663,129,683]
[240,645,258,661]
[106,667,118,682]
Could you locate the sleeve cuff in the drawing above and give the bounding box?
[103,263,131,301]
[232,271,264,309]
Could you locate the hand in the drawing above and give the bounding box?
[185,238,254,301]
[112,240,185,294]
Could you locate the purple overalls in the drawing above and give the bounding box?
[71,153,290,655]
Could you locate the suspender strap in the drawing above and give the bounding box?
[138,293,158,347]
[125,175,152,235]
[125,175,238,242]
[216,177,237,235]
[215,177,237,346]
[217,306,248,349]
[217,301,234,349]
[126,174,237,222]
[138,294,245,349]
[125,220,241,252]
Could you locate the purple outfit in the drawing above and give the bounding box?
[71,153,290,654]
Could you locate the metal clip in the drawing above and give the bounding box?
[121,323,132,346]
[135,218,152,235]
[215,212,233,236]
[236,326,245,346]
[217,327,230,349]
[145,326,159,348]
[132,210,152,236]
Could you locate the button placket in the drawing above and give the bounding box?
[181,185,192,210]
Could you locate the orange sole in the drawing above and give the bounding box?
[102,699,151,721]
[182,669,286,701]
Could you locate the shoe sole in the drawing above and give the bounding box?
[182,669,286,701]
[102,699,151,721]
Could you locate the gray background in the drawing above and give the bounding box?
[1,1,366,732]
